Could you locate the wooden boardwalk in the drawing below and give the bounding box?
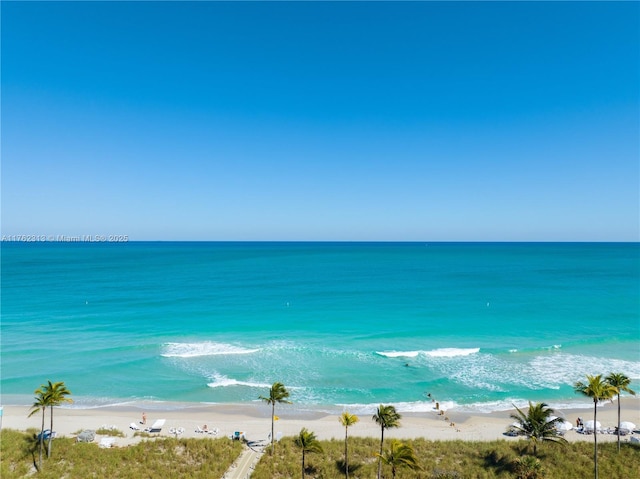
[222,440,267,479]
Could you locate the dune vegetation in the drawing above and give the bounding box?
[251,435,640,479]
[0,428,243,479]
[2,428,639,479]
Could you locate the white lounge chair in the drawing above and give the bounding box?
[130,422,140,430]
[145,419,166,433]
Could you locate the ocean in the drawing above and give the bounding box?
[2,242,638,414]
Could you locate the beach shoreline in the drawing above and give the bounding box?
[3,398,638,447]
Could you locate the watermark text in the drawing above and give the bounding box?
[2,234,129,243]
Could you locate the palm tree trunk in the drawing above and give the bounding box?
[271,402,275,454]
[38,408,45,470]
[593,400,598,479]
[47,406,53,458]
[616,392,621,453]
[377,427,384,479]
[344,427,349,479]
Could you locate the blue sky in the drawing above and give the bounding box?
[2,1,638,241]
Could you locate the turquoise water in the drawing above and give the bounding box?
[2,242,638,413]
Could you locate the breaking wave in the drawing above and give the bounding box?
[206,374,271,389]
[376,348,480,358]
[161,342,260,358]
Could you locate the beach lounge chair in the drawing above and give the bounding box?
[130,422,140,430]
[37,429,57,441]
[145,419,166,433]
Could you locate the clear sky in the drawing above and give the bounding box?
[2,1,638,241]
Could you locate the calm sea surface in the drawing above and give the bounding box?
[2,242,638,413]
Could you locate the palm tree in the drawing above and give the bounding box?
[512,455,544,479]
[509,401,567,455]
[605,372,636,452]
[372,404,402,479]
[28,386,48,471]
[377,440,421,479]
[339,412,359,478]
[294,428,323,479]
[43,380,73,457]
[575,374,618,479]
[259,381,291,454]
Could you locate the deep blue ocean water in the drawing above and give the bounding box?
[2,242,638,413]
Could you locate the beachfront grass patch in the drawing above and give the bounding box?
[251,437,640,478]
[95,427,126,437]
[2,428,639,478]
[0,429,243,479]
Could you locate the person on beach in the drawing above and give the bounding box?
[202,424,208,432]
[141,412,147,425]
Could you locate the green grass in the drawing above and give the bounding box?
[95,427,126,437]
[251,436,640,479]
[3,429,639,479]
[0,428,243,479]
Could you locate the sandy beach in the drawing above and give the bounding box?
[3,398,638,447]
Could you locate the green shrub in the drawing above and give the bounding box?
[95,428,125,437]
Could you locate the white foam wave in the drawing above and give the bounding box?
[529,353,640,386]
[206,374,271,389]
[376,348,479,359]
[161,342,260,358]
[452,398,531,414]
[425,348,480,358]
[544,344,562,350]
[334,400,458,415]
[376,350,420,358]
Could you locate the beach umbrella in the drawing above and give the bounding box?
[548,416,570,431]
[583,420,601,432]
[619,421,636,432]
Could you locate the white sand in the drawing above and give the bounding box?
[2,399,638,447]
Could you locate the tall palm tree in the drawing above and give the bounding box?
[294,428,323,479]
[259,381,291,454]
[372,404,402,479]
[605,372,636,452]
[43,380,73,457]
[377,440,421,479]
[28,386,48,471]
[339,412,359,479]
[575,374,618,479]
[509,401,567,455]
